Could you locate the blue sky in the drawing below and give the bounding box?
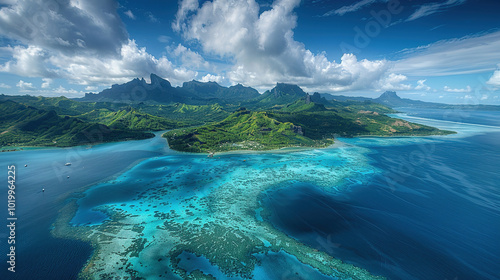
[1,0,500,104]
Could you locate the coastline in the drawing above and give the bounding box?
[42,112,500,276]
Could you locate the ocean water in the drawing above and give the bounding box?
[264,109,500,280]
[0,132,172,280]
[1,109,499,279]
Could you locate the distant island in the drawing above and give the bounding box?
[0,74,457,151]
[323,90,500,111]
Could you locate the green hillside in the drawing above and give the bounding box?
[0,100,154,148]
[166,100,455,153]
[0,80,456,151]
[75,107,183,131]
[164,108,333,153]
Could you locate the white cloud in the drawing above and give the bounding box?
[376,73,411,91]
[201,74,224,83]
[393,31,500,77]
[171,44,210,69]
[0,45,56,77]
[444,85,471,93]
[0,0,128,56]
[175,0,391,92]
[85,86,98,91]
[415,79,431,91]
[16,80,35,91]
[1,40,197,87]
[0,83,11,88]
[486,68,500,87]
[41,78,52,88]
[48,39,198,86]
[124,10,135,20]
[53,85,79,95]
[172,0,199,32]
[407,0,466,21]
[324,0,381,16]
[0,0,198,88]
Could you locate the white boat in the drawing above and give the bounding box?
[65,163,71,166]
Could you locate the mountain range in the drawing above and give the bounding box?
[1,74,458,151]
[81,74,259,104]
[81,74,500,111]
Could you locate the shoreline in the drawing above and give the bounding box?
[1,130,170,153]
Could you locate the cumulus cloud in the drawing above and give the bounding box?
[444,85,471,93]
[1,40,197,86]
[393,31,500,77]
[407,0,466,22]
[201,74,225,83]
[41,78,52,88]
[376,73,411,91]
[85,86,98,91]
[16,80,35,91]
[175,0,390,92]
[171,44,210,69]
[48,40,198,86]
[53,85,79,95]
[0,1,197,87]
[0,0,128,56]
[486,69,500,87]
[172,0,199,32]
[0,45,56,77]
[0,83,11,88]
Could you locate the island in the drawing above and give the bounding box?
[0,75,455,151]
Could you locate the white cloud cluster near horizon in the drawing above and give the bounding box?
[0,0,197,92]
[487,67,500,88]
[173,0,411,93]
[444,85,471,93]
[16,80,35,91]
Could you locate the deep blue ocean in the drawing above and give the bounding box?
[264,108,500,280]
[1,108,499,279]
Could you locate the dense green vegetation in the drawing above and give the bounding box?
[0,94,230,128]
[165,99,454,153]
[0,100,153,148]
[165,108,333,153]
[0,79,456,152]
[74,107,183,131]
